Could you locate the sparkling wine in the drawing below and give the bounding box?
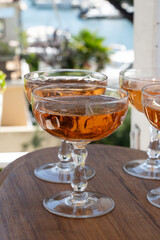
[122,85,143,112]
[33,95,128,142]
[143,99,160,130]
[24,78,107,103]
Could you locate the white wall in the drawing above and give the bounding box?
[0,2,21,43]
[131,0,160,150]
[0,126,61,152]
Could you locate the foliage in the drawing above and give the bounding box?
[19,30,29,49]
[0,41,15,56]
[22,127,44,151]
[20,30,39,71]
[0,71,6,91]
[21,29,111,72]
[60,29,111,71]
[92,107,131,147]
[23,53,39,71]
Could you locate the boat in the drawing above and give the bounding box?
[104,44,134,87]
[33,0,81,9]
[79,0,122,19]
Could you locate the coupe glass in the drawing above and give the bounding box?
[32,83,128,218]
[120,69,160,179]
[142,84,160,207]
[24,69,108,183]
[31,83,128,218]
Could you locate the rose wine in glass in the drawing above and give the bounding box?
[24,69,108,183]
[31,83,128,218]
[120,69,160,179]
[142,84,160,207]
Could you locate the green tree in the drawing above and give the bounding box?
[23,53,39,72]
[0,71,6,92]
[62,29,111,71]
[0,41,14,55]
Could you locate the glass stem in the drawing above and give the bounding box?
[58,140,73,169]
[70,144,88,203]
[147,124,160,166]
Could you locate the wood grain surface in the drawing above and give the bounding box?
[0,144,160,240]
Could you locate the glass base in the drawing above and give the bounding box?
[34,163,96,183]
[123,159,160,179]
[43,191,115,218]
[147,188,160,208]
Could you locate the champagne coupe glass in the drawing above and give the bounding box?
[31,83,128,218]
[120,69,160,179]
[142,84,160,207]
[24,69,108,183]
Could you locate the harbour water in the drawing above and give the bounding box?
[21,0,133,49]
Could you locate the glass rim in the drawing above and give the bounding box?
[31,83,129,105]
[24,69,108,82]
[142,83,160,97]
[119,68,160,82]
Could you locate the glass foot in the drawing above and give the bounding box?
[34,163,96,183]
[123,159,160,179]
[43,191,115,218]
[147,188,160,208]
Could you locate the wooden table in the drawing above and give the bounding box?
[0,144,160,240]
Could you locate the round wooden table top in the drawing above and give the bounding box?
[0,144,160,240]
